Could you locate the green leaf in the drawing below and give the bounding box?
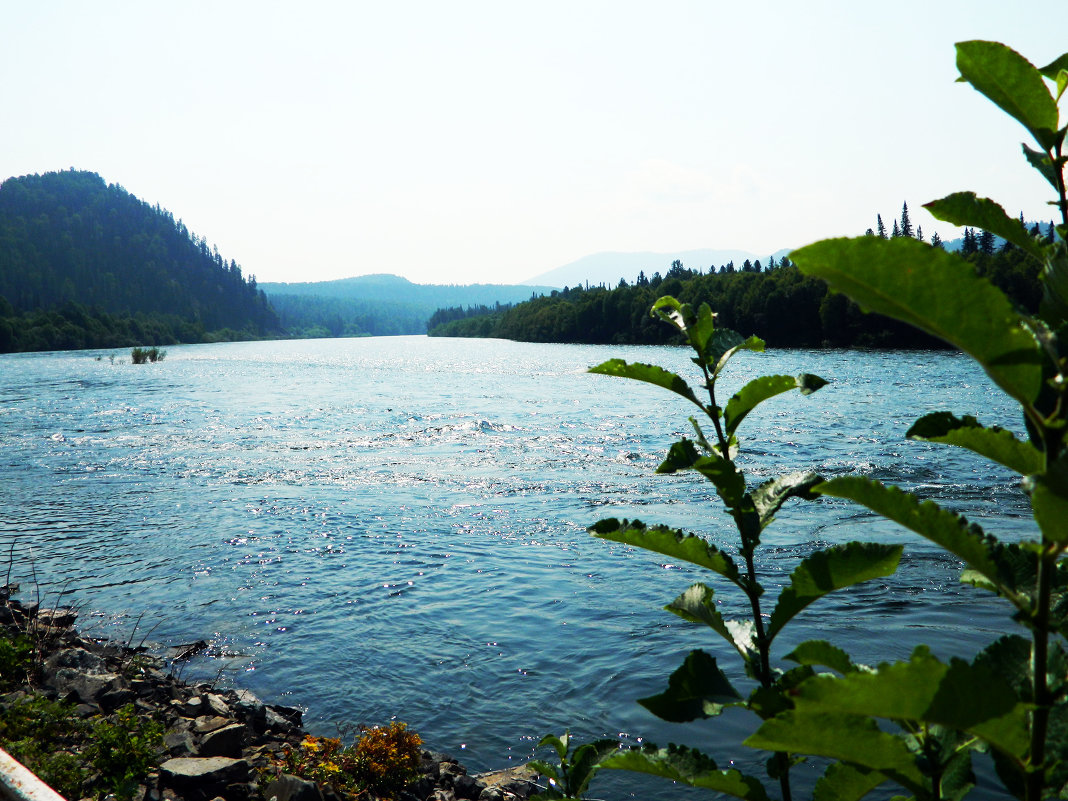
[781,647,1031,759]
[924,192,1045,261]
[588,359,705,413]
[724,374,828,437]
[956,40,1059,150]
[1041,250,1068,327]
[638,649,743,722]
[657,439,747,508]
[785,640,861,675]
[1030,454,1068,543]
[752,471,823,529]
[568,740,620,797]
[589,519,742,584]
[665,583,747,657]
[791,236,1042,405]
[599,743,771,800]
[527,760,561,783]
[747,711,926,793]
[812,761,887,801]
[713,333,765,377]
[1022,142,1063,189]
[650,296,718,363]
[767,542,903,641]
[814,477,1018,599]
[537,733,569,762]
[906,412,1044,475]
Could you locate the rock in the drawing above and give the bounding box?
[478,788,504,801]
[198,723,245,758]
[454,774,485,800]
[262,773,323,801]
[163,728,197,758]
[194,715,234,734]
[50,668,120,705]
[159,757,249,788]
[35,606,78,628]
[206,693,230,717]
[45,647,107,674]
[99,686,138,711]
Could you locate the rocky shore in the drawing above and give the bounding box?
[0,592,537,801]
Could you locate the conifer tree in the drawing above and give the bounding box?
[877,214,887,238]
[979,229,996,254]
[865,227,875,236]
[916,225,923,242]
[892,219,901,238]
[931,231,944,249]
[900,201,913,238]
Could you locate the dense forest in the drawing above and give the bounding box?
[261,274,553,337]
[429,203,1048,349]
[0,169,280,352]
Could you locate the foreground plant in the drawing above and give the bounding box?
[742,41,1068,801]
[530,297,904,800]
[267,722,422,800]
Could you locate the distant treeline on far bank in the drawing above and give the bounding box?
[428,210,1048,349]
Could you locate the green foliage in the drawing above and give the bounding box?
[84,704,165,800]
[0,629,33,691]
[267,723,423,800]
[532,295,901,800]
[529,732,620,800]
[130,345,166,364]
[765,39,1068,801]
[0,695,86,799]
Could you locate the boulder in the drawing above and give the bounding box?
[198,723,245,758]
[159,757,249,788]
[262,773,323,801]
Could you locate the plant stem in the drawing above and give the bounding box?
[1027,544,1053,801]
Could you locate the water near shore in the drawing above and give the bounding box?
[0,336,1034,797]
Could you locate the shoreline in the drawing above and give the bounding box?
[0,592,536,801]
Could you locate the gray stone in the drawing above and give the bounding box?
[477,788,504,801]
[45,647,106,674]
[206,692,231,717]
[99,687,138,711]
[263,773,323,801]
[454,774,484,800]
[159,756,248,787]
[50,668,120,704]
[194,715,234,734]
[163,728,196,758]
[199,723,245,758]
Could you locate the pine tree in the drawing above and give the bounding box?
[877,214,887,239]
[900,202,914,238]
[962,228,977,255]
[892,220,901,238]
[916,225,923,242]
[979,229,996,254]
[931,232,944,249]
[767,255,777,269]
[865,227,875,236]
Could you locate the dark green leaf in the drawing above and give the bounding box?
[907,412,1044,475]
[568,740,620,796]
[1039,52,1068,83]
[1030,453,1068,543]
[785,640,861,675]
[1041,251,1068,329]
[747,711,926,793]
[650,297,719,363]
[956,40,1059,150]
[814,477,1026,604]
[638,649,743,722]
[783,647,1031,759]
[972,635,1032,700]
[588,359,705,413]
[724,374,827,437]
[812,761,887,801]
[665,584,747,657]
[752,471,823,529]
[600,743,771,800]
[767,542,902,641]
[657,439,747,508]
[527,760,561,783]
[1022,143,1063,189]
[712,333,765,377]
[589,519,742,583]
[537,733,569,762]
[792,236,1042,405]
[748,666,815,719]
[924,192,1045,261]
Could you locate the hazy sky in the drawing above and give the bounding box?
[4,2,1066,285]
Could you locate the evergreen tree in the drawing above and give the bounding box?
[767,255,777,269]
[916,225,923,242]
[865,227,875,236]
[962,228,978,255]
[877,214,887,239]
[892,219,901,238]
[931,231,944,249]
[900,201,913,238]
[979,229,996,254]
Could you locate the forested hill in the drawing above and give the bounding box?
[429,232,1044,349]
[0,169,280,352]
[260,274,557,337]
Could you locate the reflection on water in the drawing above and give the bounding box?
[0,337,1034,797]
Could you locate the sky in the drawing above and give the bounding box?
[3,2,1066,286]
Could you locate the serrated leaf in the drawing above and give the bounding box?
[812,761,887,801]
[638,649,743,722]
[666,583,745,657]
[752,471,823,528]
[907,412,1044,475]
[791,237,1042,405]
[782,648,1031,759]
[767,542,903,641]
[588,359,705,412]
[713,333,765,377]
[924,192,1045,261]
[1031,454,1068,543]
[814,477,1020,600]
[747,711,926,793]
[786,640,861,675]
[599,743,771,800]
[589,519,742,584]
[972,635,1032,700]
[956,40,1059,150]
[657,439,747,508]
[724,374,828,437]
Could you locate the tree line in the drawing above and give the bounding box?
[0,169,280,353]
[429,204,1044,348]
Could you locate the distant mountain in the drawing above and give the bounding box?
[523,248,793,288]
[0,169,280,352]
[260,274,557,337]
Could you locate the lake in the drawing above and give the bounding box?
[0,336,1034,797]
